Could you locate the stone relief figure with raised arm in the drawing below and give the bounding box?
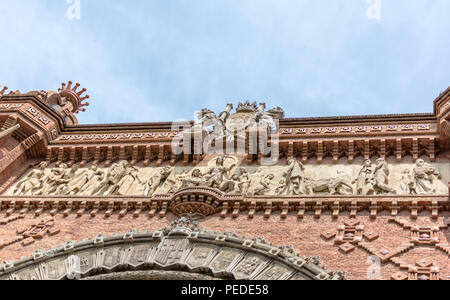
[354,159,375,195]
[144,166,173,196]
[13,162,48,196]
[202,155,236,191]
[93,161,129,196]
[37,164,68,195]
[46,163,77,195]
[373,158,396,194]
[411,159,441,194]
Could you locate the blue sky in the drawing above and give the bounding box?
[0,0,449,124]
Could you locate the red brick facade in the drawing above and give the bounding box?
[0,82,448,280]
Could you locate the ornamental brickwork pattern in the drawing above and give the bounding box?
[0,81,448,280]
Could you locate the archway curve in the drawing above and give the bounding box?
[0,217,346,280]
[84,270,222,281]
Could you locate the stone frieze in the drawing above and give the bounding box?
[6,155,448,198]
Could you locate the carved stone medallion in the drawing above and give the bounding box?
[185,244,217,270]
[232,254,268,280]
[127,243,158,268]
[76,249,99,275]
[154,237,190,267]
[101,245,129,271]
[209,248,243,275]
[255,262,294,280]
[42,256,68,280]
[11,266,41,280]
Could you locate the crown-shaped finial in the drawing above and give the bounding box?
[58,81,90,114]
[0,85,8,97]
[267,106,285,119]
[236,100,258,113]
[166,216,201,236]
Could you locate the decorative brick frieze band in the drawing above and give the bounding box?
[0,192,448,220]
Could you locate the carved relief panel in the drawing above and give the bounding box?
[5,155,449,197]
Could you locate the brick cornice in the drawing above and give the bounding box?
[0,192,447,220]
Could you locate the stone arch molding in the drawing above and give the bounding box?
[0,217,345,280]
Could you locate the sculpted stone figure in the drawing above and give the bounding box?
[219,174,239,194]
[168,169,192,192]
[53,165,80,195]
[61,165,99,196]
[411,159,441,194]
[78,167,106,196]
[248,167,263,192]
[237,257,260,275]
[0,124,20,141]
[247,174,274,196]
[37,164,68,195]
[254,103,276,130]
[195,108,225,138]
[373,158,396,194]
[275,179,287,195]
[194,103,282,144]
[178,169,205,190]
[215,167,250,194]
[305,171,353,195]
[11,152,444,198]
[144,167,173,196]
[233,167,250,194]
[353,159,396,195]
[281,158,306,195]
[400,169,416,195]
[92,161,129,196]
[13,162,48,195]
[354,160,375,195]
[203,156,236,191]
[117,165,143,196]
[46,164,78,195]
